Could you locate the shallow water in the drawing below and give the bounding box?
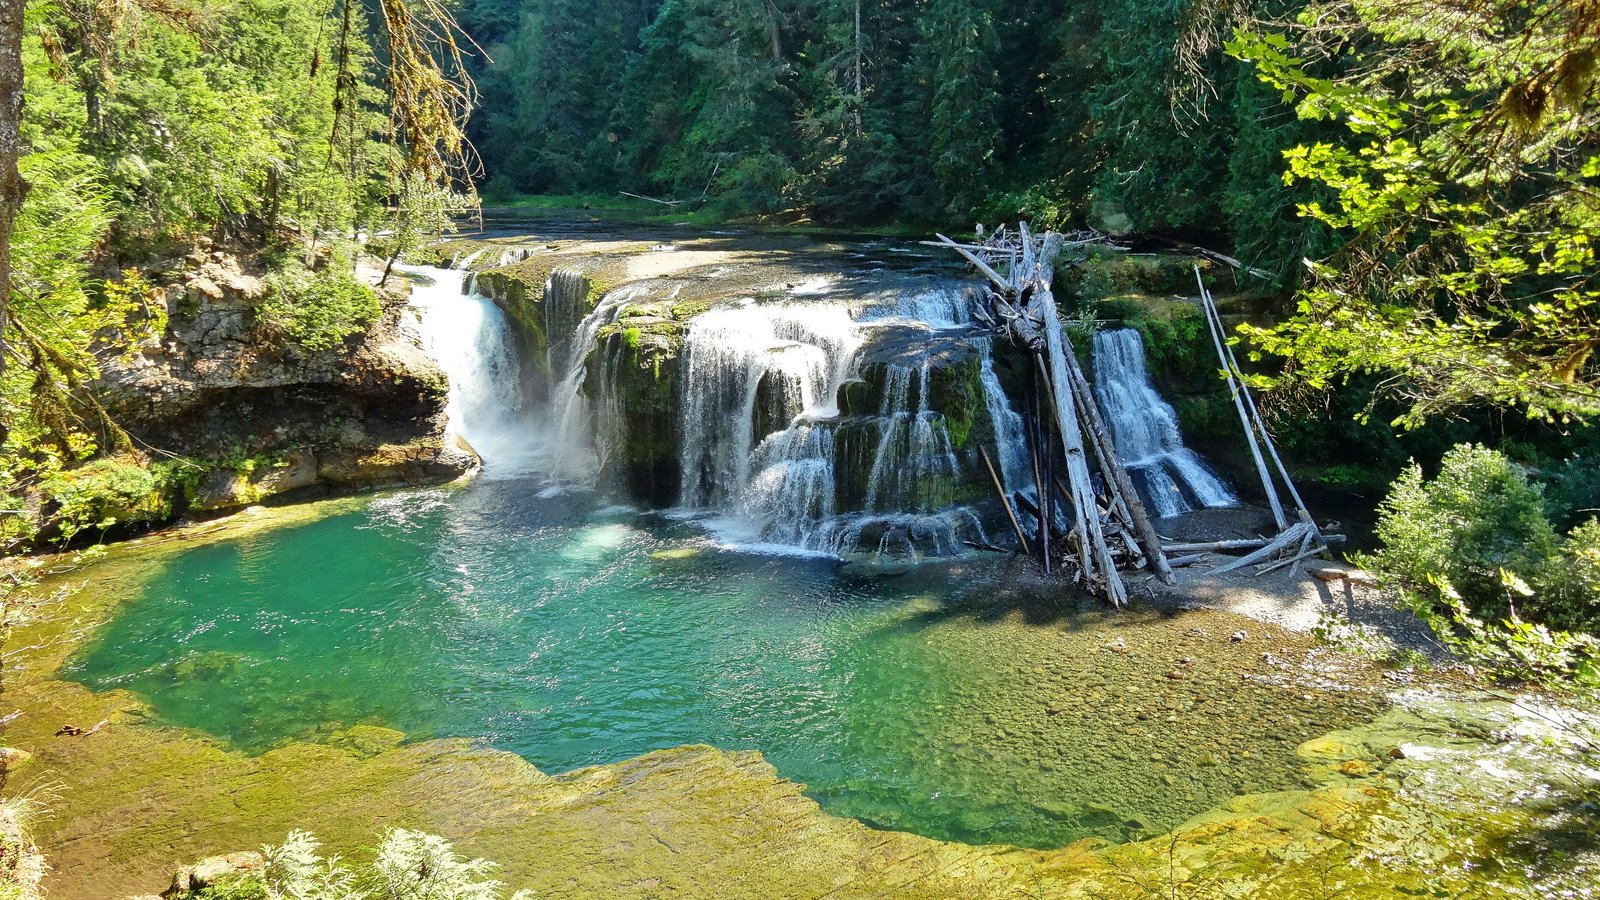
[66,476,1389,850]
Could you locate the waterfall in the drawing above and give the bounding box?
[973,337,1030,500]
[1091,328,1236,517]
[677,301,860,510]
[407,266,538,476]
[414,251,1032,559]
[546,283,648,479]
[862,365,960,512]
[675,287,1012,557]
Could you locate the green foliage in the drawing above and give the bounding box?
[1422,586,1600,690]
[1373,445,1559,623]
[247,828,533,900]
[258,267,381,353]
[1546,452,1600,532]
[457,0,1328,264]
[1369,444,1600,687]
[26,0,389,243]
[190,882,269,900]
[1547,519,1600,635]
[36,458,188,544]
[1229,5,1600,426]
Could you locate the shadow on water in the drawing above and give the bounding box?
[1474,770,1600,884]
[859,555,1182,634]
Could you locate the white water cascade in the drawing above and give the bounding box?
[412,253,1036,558]
[406,266,541,476]
[676,285,1016,557]
[1091,328,1236,517]
[545,283,651,479]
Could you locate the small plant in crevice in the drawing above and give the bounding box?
[258,264,381,354]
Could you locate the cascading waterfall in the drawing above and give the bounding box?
[1091,328,1236,517]
[406,266,536,475]
[677,301,860,511]
[546,283,649,479]
[863,365,960,512]
[416,253,1034,558]
[973,337,1031,501]
[676,286,1011,557]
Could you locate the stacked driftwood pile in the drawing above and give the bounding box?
[932,226,1336,606]
[932,225,1172,607]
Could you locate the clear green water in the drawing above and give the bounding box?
[70,479,1357,849]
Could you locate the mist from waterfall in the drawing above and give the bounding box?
[1091,328,1236,517]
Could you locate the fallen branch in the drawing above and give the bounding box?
[619,190,684,207]
[1210,523,1311,575]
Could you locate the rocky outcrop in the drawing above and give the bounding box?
[586,301,689,506]
[88,245,473,524]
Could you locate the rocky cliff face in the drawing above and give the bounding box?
[90,245,474,518]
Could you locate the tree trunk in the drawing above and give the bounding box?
[0,0,26,374]
[852,0,863,136]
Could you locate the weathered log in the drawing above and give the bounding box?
[1195,266,1288,531]
[1163,534,1343,555]
[1028,367,1052,576]
[1162,537,1270,554]
[1154,238,1275,281]
[1198,277,1322,546]
[1255,531,1320,577]
[935,233,1010,292]
[962,539,1012,554]
[1210,523,1310,575]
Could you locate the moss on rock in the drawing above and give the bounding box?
[588,311,685,506]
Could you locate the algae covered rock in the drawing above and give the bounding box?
[587,302,687,506]
[162,851,264,898]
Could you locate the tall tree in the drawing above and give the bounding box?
[0,0,24,377]
[918,0,1002,218]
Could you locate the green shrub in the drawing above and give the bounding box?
[258,266,380,353]
[1373,445,1559,624]
[1369,445,1600,688]
[190,881,269,900]
[1546,453,1600,531]
[1546,519,1600,634]
[1074,252,1200,302]
[39,459,182,543]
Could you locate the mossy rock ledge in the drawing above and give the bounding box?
[47,248,474,545]
[586,303,687,506]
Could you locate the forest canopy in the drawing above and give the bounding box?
[462,0,1333,283]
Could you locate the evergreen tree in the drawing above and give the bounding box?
[917,0,1003,219]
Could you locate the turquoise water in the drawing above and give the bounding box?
[70,477,1357,849]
